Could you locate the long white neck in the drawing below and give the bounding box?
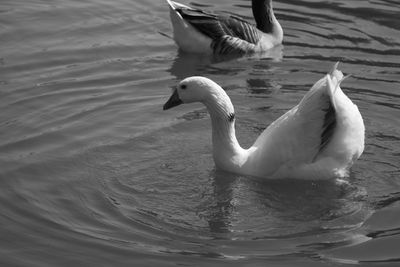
[202,91,247,171]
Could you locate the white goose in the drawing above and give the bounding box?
[163,63,365,180]
[166,0,283,55]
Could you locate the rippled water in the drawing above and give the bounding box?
[1,0,400,266]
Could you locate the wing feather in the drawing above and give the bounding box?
[175,7,261,45]
[211,36,257,55]
[250,74,339,171]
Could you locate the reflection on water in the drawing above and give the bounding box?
[169,52,213,80]
[1,0,400,266]
[169,45,283,79]
[200,170,369,239]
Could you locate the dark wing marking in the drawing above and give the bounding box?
[175,8,261,45]
[211,36,256,55]
[318,95,337,155]
[228,112,235,122]
[218,15,261,45]
[175,8,224,39]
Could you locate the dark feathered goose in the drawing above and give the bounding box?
[166,0,283,55]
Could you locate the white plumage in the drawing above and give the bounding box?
[163,63,365,180]
[166,0,283,55]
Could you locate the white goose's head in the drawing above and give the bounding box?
[163,77,234,119]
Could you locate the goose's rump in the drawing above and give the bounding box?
[246,70,364,179]
[167,0,212,53]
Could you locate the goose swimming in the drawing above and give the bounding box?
[166,0,283,55]
[163,63,365,180]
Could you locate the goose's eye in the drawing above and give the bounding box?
[180,84,187,90]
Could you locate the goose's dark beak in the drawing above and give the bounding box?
[163,89,182,110]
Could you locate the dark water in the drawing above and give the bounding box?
[1,0,400,266]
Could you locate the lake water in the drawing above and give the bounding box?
[1,0,400,266]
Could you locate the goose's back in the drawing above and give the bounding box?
[243,73,364,179]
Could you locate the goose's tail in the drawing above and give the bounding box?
[166,0,189,10]
[326,62,350,110]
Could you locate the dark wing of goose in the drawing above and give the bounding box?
[176,8,261,45]
[311,92,337,162]
[211,35,257,55]
[319,97,337,153]
[219,15,261,45]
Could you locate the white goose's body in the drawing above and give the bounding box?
[164,63,365,180]
[166,0,283,55]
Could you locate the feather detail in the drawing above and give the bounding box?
[175,8,261,45]
[318,93,336,156]
[212,36,257,55]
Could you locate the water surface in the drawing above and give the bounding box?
[1,0,400,266]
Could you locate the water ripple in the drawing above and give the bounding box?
[1,0,400,266]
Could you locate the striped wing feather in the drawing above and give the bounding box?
[175,7,261,51]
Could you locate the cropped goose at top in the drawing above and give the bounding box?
[164,63,365,180]
[166,0,283,55]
